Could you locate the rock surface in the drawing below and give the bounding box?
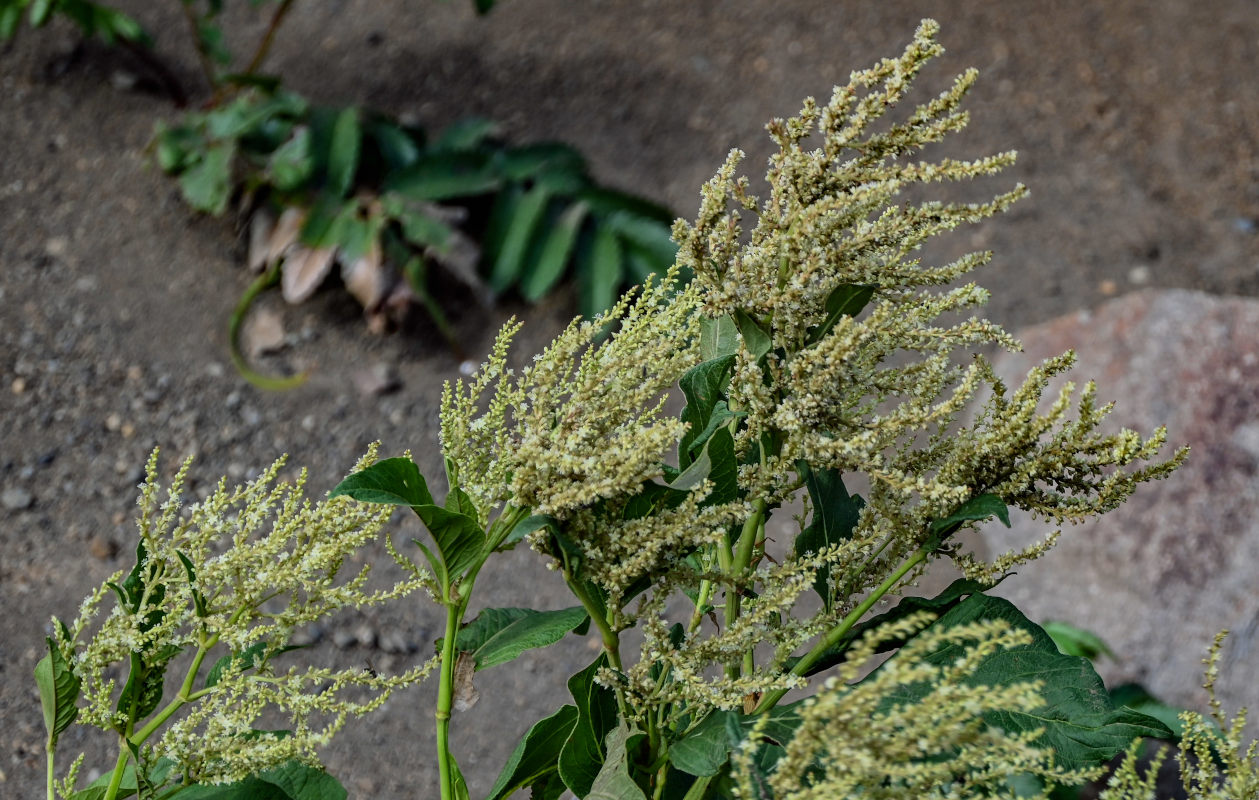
[981,289,1259,725]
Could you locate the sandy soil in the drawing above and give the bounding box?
[2,1,1257,797]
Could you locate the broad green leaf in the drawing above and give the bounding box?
[671,704,804,778]
[793,461,864,610]
[503,514,562,546]
[623,243,665,284]
[480,183,522,267]
[876,593,1173,772]
[1043,621,1115,662]
[412,504,486,582]
[929,493,1011,536]
[329,457,435,507]
[488,185,549,292]
[520,202,588,302]
[206,641,269,689]
[381,195,455,252]
[669,427,737,506]
[433,117,499,152]
[459,607,590,670]
[445,485,479,519]
[165,760,346,800]
[179,141,235,215]
[577,222,623,319]
[678,355,736,469]
[117,644,180,722]
[559,655,618,797]
[153,125,204,173]
[268,126,313,192]
[386,155,501,201]
[806,284,876,345]
[785,578,995,677]
[1108,683,1189,740]
[733,309,772,360]
[586,724,647,800]
[298,192,342,248]
[579,186,673,225]
[700,315,739,361]
[35,637,80,743]
[370,120,421,171]
[325,107,361,198]
[485,704,579,800]
[0,5,24,39]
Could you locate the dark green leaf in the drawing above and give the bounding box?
[579,187,673,225]
[433,117,499,152]
[793,462,864,611]
[485,705,579,800]
[520,202,588,302]
[413,504,486,582]
[1043,621,1115,662]
[206,641,269,689]
[786,578,995,677]
[929,493,1011,536]
[504,514,562,546]
[604,212,678,271]
[700,316,739,361]
[384,153,500,201]
[35,637,80,743]
[1108,683,1188,740]
[325,107,361,198]
[445,486,479,519]
[179,141,235,215]
[586,724,647,800]
[176,551,209,618]
[461,607,590,670]
[678,355,736,469]
[876,593,1173,772]
[268,126,314,192]
[806,284,876,345]
[669,427,737,506]
[117,644,180,722]
[391,203,455,252]
[489,185,550,292]
[165,759,346,800]
[671,704,803,778]
[577,222,623,319]
[370,120,421,172]
[473,0,496,14]
[496,143,587,182]
[329,457,435,507]
[733,309,772,360]
[298,192,343,248]
[559,655,618,797]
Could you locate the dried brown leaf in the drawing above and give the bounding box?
[281,245,337,303]
[247,207,275,273]
[453,650,479,712]
[268,206,306,267]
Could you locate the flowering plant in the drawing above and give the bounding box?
[37,20,1256,800]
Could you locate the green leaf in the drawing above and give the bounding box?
[488,185,550,292]
[876,593,1174,772]
[603,212,678,271]
[433,117,499,152]
[370,120,421,172]
[700,316,739,361]
[929,493,1011,536]
[179,141,235,215]
[496,143,587,182]
[325,107,361,198]
[206,641,268,689]
[793,462,864,611]
[678,355,736,469]
[586,724,647,800]
[298,192,342,248]
[29,0,52,28]
[384,153,501,201]
[1043,621,1116,662]
[268,126,314,192]
[329,457,435,507]
[35,637,80,743]
[165,760,346,800]
[670,704,803,778]
[413,504,486,583]
[381,194,456,251]
[117,644,180,722]
[669,427,737,506]
[458,607,590,670]
[473,0,496,14]
[806,284,876,345]
[785,578,995,677]
[485,704,579,800]
[577,222,623,319]
[559,655,618,797]
[504,514,562,546]
[1108,683,1188,740]
[733,309,772,360]
[520,201,588,302]
[579,187,673,225]
[176,551,209,618]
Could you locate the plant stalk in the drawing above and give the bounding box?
[752,533,941,715]
[243,0,296,77]
[45,740,55,800]
[435,601,463,800]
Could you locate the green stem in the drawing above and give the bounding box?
[723,499,767,678]
[45,739,55,800]
[752,534,940,715]
[103,746,130,800]
[228,262,309,391]
[565,575,621,671]
[686,579,714,633]
[681,774,713,800]
[130,639,216,745]
[435,602,463,800]
[178,1,219,95]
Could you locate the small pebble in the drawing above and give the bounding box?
[352,363,402,396]
[88,535,118,560]
[1128,265,1151,285]
[45,236,68,258]
[104,413,122,432]
[301,414,316,431]
[332,629,358,649]
[458,360,477,377]
[1,487,33,510]
[1098,279,1118,296]
[205,362,226,378]
[354,624,377,648]
[379,631,416,654]
[10,377,25,394]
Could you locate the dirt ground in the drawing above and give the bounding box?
[2,1,1257,797]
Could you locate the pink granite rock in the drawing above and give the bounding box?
[980,289,1259,723]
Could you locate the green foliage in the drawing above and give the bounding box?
[0,0,146,45]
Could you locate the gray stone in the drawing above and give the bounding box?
[1,487,33,510]
[979,289,1259,725]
